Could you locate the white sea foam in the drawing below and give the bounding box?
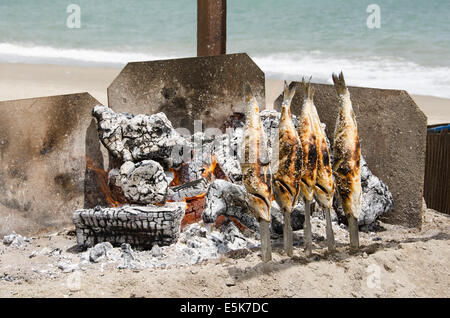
[1,42,449,98]
[254,53,450,98]
[0,42,177,66]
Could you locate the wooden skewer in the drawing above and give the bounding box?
[283,209,293,256]
[259,219,272,262]
[303,199,313,256]
[347,215,359,250]
[324,208,336,252]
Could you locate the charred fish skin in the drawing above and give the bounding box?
[241,82,272,222]
[311,103,335,209]
[273,81,302,214]
[297,78,318,202]
[332,72,362,220]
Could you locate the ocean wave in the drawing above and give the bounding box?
[254,53,450,98]
[0,42,449,98]
[0,42,177,66]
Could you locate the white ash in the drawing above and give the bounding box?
[69,221,259,269]
[111,160,168,205]
[92,105,189,164]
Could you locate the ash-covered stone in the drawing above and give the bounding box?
[117,243,139,270]
[2,232,29,247]
[202,179,259,232]
[203,179,304,235]
[113,160,168,205]
[92,105,189,164]
[270,201,305,234]
[212,129,243,183]
[89,242,113,263]
[333,156,394,225]
[72,202,186,248]
[151,244,163,258]
[57,261,79,273]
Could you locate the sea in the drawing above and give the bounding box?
[0,0,449,97]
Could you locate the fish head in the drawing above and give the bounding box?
[273,179,297,213]
[248,192,271,222]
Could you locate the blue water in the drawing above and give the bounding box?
[0,0,449,97]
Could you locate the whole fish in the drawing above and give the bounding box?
[309,92,336,252]
[310,105,335,209]
[331,72,362,220]
[297,78,318,202]
[241,83,272,223]
[273,81,302,214]
[332,72,361,249]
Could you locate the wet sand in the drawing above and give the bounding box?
[0,63,449,125]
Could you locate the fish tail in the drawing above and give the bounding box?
[332,71,347,96]
[302,76,315,101]
[282,81,296,108]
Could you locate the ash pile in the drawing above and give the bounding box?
[73,104,393,250]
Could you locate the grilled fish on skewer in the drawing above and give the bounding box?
[311,114,335,209]
[273,81,302,213]
[332,71,362,250]
[241,82,272,262]
[297,78,318,256]
[310,99,336,252]
[298,78,318,202]
[273,81,302,256]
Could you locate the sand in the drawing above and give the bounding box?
[0,63,449,125]
[0,208,448,298]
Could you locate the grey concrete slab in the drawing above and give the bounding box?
[107,53,265,132]
[0,93,108,236]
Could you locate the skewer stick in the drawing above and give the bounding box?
[347,215,359,250]
[259,219,272,262]
[324,208,336,252]
[283,209,293,256]
[303,199,313,256]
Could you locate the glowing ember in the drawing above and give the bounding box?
[85,156,123,207]
[201,156,217,181]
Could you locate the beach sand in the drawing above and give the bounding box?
[0,63,449,125]
[0,208,448,298]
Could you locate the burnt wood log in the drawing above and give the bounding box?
[73,202,186,248]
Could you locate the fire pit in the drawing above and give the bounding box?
[72,100,394,249]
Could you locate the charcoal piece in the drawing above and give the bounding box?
[92,105,190,164]
[72,202,186,248]
[115,160,168,205]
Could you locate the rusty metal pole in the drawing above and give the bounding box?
[197,0,226,56]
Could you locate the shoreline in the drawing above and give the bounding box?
[0,62,448,125]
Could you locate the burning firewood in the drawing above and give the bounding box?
[332,72,362,250]
[241,82,273,262]
[297,78,319,256]
[272,81,302,256]
[310,97,337,253]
